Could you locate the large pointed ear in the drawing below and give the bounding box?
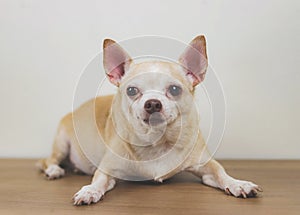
[179,35,208,86]
[103,39,132,86]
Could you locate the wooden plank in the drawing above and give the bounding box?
[0,159,299,215]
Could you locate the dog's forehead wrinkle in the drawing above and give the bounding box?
[123,70,187,94]
[123,60,193,92]
[126,61,182,77]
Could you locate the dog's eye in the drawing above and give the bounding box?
[127,87,139,97]
[168,85,182,96]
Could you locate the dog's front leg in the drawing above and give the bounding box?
[73,169,116,205]
[187,159,262,198]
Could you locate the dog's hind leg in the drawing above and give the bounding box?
[36,120,71,180]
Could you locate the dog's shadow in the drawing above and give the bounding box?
[120,172,201,187]
[60,159,201,186]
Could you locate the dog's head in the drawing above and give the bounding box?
[103,36,208,134]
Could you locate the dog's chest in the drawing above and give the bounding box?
[135,141,174,161]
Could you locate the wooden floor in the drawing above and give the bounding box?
[0,160,299,215]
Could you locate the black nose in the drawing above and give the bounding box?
[144,99,162,114]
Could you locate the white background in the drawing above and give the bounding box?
[0,0,299,159]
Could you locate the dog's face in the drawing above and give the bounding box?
[103,36,208,134]
[118,62,193,130]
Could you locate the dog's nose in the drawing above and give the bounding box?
[144,99,162,114]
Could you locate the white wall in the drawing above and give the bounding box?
[0,0,299,159]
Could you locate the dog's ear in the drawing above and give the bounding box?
[103,39,132,86]
[179,35,208,86]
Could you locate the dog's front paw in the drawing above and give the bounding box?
[224,179,262,198]
[45,164,65,180]
[73,185,103,205]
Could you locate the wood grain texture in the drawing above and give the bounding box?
[0,159,299,215]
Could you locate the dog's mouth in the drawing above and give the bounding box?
[143,112,166,126]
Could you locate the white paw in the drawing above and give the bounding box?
[45,164,65,180]
[224,179,263,198]
[73,185,103,205]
